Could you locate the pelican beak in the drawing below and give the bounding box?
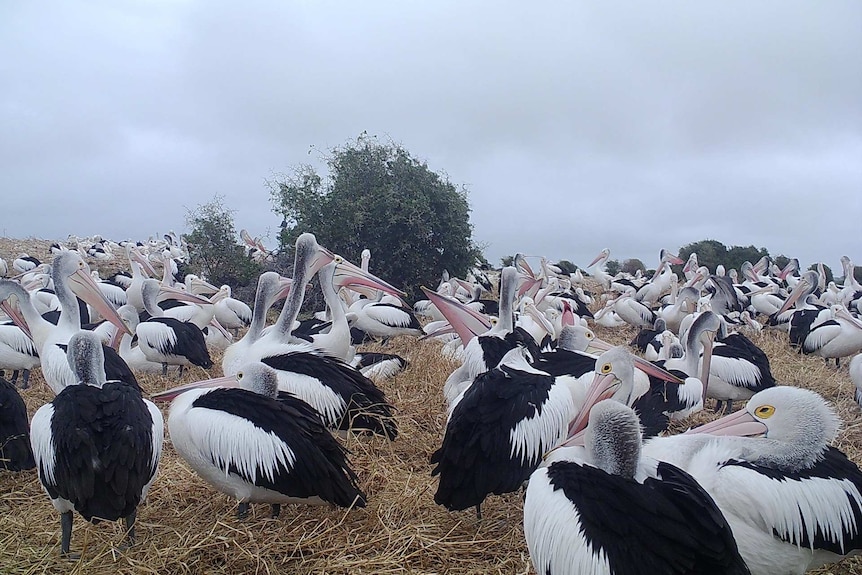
[67,268,132,336]
[585,337,614,355]
[631,356,685,384]
[560,301,576,327]
[150,374,240,402]
[276,276,293,301]
[0,297,32,340]
[109,322,126,350]
[421,286,492,346]
[587,251,606,268]
[835,307,862,330]
[419,322,455,340]
[566,372,620,438]
[189,276,220,295]
[700,330,715,403]
[666,253,685,266]
[209,317,233,340]
[158,284,212,305]
[130,248,159,277]
[332,259,406,300]
[775,279,810,316]
[683,407,766,437]
[524,302,554,337]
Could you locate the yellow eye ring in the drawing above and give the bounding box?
[754,405,775,419]
[586,332,594,339]
[600,363,612,374]
[237,372,243,380]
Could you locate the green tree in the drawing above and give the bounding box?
[677,239,728,274]
[183,195,262,288]
[556,260,578,275]
[605,259,621,276]
[726,245,770,273]
[270,135,482,301]
[500,255,515,267]
[810,263,834,284]
[621,258,646,275]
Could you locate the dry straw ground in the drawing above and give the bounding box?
[1,238,861,574]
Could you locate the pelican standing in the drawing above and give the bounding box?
[29,331,162,557]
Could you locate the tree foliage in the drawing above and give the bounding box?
[183,196,261,288]
[270,135,482,300]
[555,260,578,275]
[621,258,646,275]
[605,259,621,276]
[676,239,769,276]
[809,263,834,284]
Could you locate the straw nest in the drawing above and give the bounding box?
[0,250,860,574]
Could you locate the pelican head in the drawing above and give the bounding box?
[586,400,643,478]
[67,331,107,388]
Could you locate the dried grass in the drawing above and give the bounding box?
[1,248,861,574]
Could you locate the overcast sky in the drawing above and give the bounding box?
[2,1,860,272]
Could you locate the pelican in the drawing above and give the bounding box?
[0,320,40,388]
[431,344,576,518]
[852,354,862,409]
[524,400,749,575]
[29,331,162,557]
[0,252,130,393]
[212,285,252,337]
[135,279,213,376]
[224,233,402,439]
[799,304,862,367]
[643,386,862,574]
[0,375,34,471]
[587,248,613,291]
[153,362,366,519]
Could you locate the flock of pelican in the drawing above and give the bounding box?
[1,236,862,574]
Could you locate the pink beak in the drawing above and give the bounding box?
[150,374,240,402]
[683,407,767,437]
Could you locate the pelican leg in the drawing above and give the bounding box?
[177,365,184,378]
[712,400,724,413]
[60,511,78,558]
[162,363,168,377]
[270,504,281,519]
[120,510,137,550]
[10,370,19,385]
[20,369,31,389]
[723,401,734,415]
[237,502,250,520]
[836,358,841,368]
[475,504,482,521]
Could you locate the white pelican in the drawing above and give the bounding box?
[212,285,252,337]
[431,344,575,518]
[643,386,862,575]
[586,248,613,291]
[798,304,862,367]
[153,362,366,519]
[852,354,862,409]
[0,252,130,393]
[135,279,213,376]
[29,331,162,557]
[224,233,402,439]
[0,374,34,470]
[0,321,40,388]
[525,400,749,575]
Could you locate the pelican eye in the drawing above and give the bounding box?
[754,405,775,419]
[237,372,244,380]
[334,255,344,263]
[586,332,594,339]
[600,363,612,374]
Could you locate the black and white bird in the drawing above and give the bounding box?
[224,233,401,439]
[644,386,862,575]
[0,251,131,393]
[431,344,575,518]
[851,354,862,409]
[29,331,162,557]
[135,279,213,376]
[525,400,749,575]
[153,362,366,519]
[0,375,35,471]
